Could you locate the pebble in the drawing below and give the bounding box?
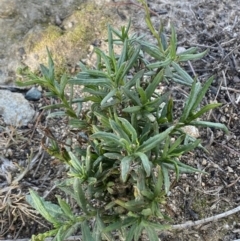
[0,89,35,126]
[227,166,234,173]
[202,158,207,166]
[25,87,42,101]
[220,115,227,123]
[182,173,187,179]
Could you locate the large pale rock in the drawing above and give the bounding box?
[0,90,35,126]
[0,0,127,85]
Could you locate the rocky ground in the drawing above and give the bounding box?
[0,0,240,240]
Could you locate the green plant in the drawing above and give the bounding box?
[17,2,228,240]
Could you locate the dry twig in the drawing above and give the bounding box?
[172,205,240,229]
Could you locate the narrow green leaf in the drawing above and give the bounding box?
[138,126,175,153]
[134,152,151,177]
[134,223,143,241]
[117,39,128,67]
[81,221,95,241]
[95,48,112,74]
[16,79,46,87]
[70,77,112,87]
[191,76,214,111]
[171,61,194,85]
[94,112,111,129]
[145,226,159,241]
[154,165,163,197]
[125,223,137,241]
[46,111,66,119]
[91,132,121,145]
[56,196,74,219]
[59,73,68,96]
[188,103,222,121]
[145,69,164,99]
[69,119,88,129]
[180,80,201,122]
[73,178,88,213]
[27,190,60,226]
[178,50,207,61]
[121,45,140,77]
[104,217,137,233]
[110,119,131,142]
[141,190,154,200]
[68,152,83,173]
[109,24,122,39]
[190,120,229,133]
[141,220,171,231]
[96,213,113,241]
[100,89,117,107]
[169,139,201,157]
[121,156,133,182]
[103,152,122,160]
[177,47,198,55]
[56,222,81,241]
[108,24,114,58]
[146,58,172,69]
[162,136,170,158]
[140,43,164,60]
[122,88,141,105]
[171,75,192,86]
[115,62,127,86]
[125,69,145,89]
[115,199,145,212]
[168,135,185,153]
[83,87,106,96]
[167,97,173,122]
[122,106,142,113]
[170,24,177,59]
[136,80,148,104]
[46,47,55,82]
[161,164,170,194]
[76,70,109,78]
[118,117,138,143]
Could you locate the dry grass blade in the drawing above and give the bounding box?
[0,185,43,238]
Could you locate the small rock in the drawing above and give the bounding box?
[220,115,227,123]
[176,46,186,54]
[227,166,234,173]
[0,89,35,126]
[181,125,200,138]
[182,173,187,179]
[25,87,42,101]
[202,158,207,166]
[233,76,240,83]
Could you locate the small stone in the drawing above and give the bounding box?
[181,125,200,138]
[202,158,207,166]
[25,87,42,101]
[220,115,227,123]
[224,107,229,113]
[201,182,205,187]
[233,76,240,83]
[176,46,186,54]
[227,166,234,173]
[6,148,13,157]
[37,85,42,92]
[0,90,35,126]
[182,173,187,179]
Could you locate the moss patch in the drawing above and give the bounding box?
[23,2,114,75]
